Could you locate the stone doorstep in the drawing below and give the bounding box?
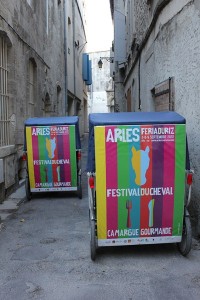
[0,212,12,221]
[0,182,26,216]
[0,199,20,213]
[7,181,26,200]
[0,197,25,223]
[0,196,26,213]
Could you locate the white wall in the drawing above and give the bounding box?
[87,50,114,114]
[88,91,108,114]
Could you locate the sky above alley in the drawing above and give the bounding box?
[85,0,113,52]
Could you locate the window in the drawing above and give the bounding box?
[44,92,51,115]
[0,36,10,146]
[152,77,174,111]
[28,59,36,117]
[56,85,62,115]
[127,87,132,112]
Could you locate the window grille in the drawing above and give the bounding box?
[0,36,10,146]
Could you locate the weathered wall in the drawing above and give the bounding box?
[122,0,200,235]
[0,0,87,201]
[0,0,66,199]
[66,0,87,136]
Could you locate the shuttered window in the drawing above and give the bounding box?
[0,36,10,146]
[152,77,174,112]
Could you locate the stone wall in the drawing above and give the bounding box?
[118,0,200,235]
[0,0,87,201]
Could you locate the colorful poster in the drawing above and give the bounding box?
[26,125,77,192]
[95,124,186,246]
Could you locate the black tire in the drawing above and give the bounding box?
[25,176,32,201]
[177,214,192,256]
[77,175,82,199]
[90,219,97,261]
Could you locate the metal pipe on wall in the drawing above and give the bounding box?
[72,0,76,115]
[64,0,68,115]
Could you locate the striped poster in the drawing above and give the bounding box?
[95,124,186,246]
[26,125,77,192]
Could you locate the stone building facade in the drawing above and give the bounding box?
[110,0,200,235]
[0,0,88,202]
[87,51,114,114]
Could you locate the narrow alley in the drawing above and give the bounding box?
[0,134,200,300]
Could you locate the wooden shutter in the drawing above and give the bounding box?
[152,77,174,111]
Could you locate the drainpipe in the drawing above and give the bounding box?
[46,0,49,34]
[72,0,76,114]
[169,76,172,110]
[138,54,141,111]
[64,0,68,115]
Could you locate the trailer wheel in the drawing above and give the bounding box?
[77,174,82,199]
[25,176,32,201]
[90,218,97,261]
[177,213,192,256]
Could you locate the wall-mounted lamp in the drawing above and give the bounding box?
[98,57,114,69]
[75,40,79,48]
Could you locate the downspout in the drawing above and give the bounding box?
[46,0,49,35]
[64,0,68,115]
[138,54,141,111]
[169,76,171,110]
[72,0,76,114]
